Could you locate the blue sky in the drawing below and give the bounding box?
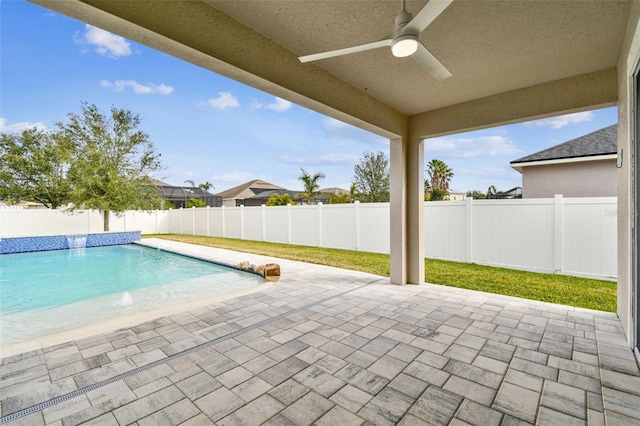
[1,0,618,195]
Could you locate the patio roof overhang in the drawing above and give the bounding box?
[28,0,640,348]
[30,0,626,139]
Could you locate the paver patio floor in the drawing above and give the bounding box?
[1,239,639,425]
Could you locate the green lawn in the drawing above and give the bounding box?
[146,234,617,312]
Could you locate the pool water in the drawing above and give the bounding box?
[0,244,263,345]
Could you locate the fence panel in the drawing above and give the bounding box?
[425,201,467,262]
[563,198,617,279]
[264,206,289,243]
[358,203,389,253]
[290,205,320,247]
[472,199,555,272]
[321,204,357,250]
[0,197,619,279]
[193,208,208,236]
[243,207,264,241]
[224,207,243,239]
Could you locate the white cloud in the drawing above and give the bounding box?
[251,97,293,112]
[201,92,240,109]
[426,135,521,158]
[279,153,360,166]
[0,118,48,133]
[265,97,293,112]
[523,111,594,129]
[100,79,174,95]
[74,25,132,58]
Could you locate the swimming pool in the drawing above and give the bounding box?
[0,244,263,345]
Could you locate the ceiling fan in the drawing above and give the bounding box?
[298,0,453,81]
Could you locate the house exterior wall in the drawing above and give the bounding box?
[521,159,616,198]
[617,0,640,348]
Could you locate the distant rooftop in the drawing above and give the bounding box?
[511,124,617,166]
[216,180,285,199]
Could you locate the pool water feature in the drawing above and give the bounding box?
[0,244,264,345]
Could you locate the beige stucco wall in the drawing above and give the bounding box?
[521,159,616,198]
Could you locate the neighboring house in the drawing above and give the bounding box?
[448,190,467,201]
[510,125,617,198]
[154,179,221,209]
[216,180,285,207]
[217,182,349,206]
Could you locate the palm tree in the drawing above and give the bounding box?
[184,179,196,187]
[296,168,325,204]
[199,181,214,191]
[426,159,454,192]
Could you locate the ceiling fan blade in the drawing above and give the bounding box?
[411,43,452,80]
[299,39,392,63]
[403,0,454,35]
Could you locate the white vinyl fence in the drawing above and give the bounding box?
[0,196,617,280]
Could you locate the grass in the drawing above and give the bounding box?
[146,234,617,312]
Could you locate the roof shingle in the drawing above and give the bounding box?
[511,124,617,165]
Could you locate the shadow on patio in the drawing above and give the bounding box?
[1,239,639,425]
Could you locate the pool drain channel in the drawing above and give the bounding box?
[0,278,387,423]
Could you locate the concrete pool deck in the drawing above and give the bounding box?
[1,238,639,425]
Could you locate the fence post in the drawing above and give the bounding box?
[262,204,266,241]
[191,206,196,235]
[240,205,245,240]
[206,206,210,236]
[180,207,184,235]
[155,209,159,234]
[287,204,292,244]
[553,194,563,273]
[354,201,360,250]
[317,202,323,248]
[222,205,226,238]
[465,197,473,263]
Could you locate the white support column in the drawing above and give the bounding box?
[390,135,425,285]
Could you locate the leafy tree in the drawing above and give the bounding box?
[427,188,449,201]
[349,182,360,201]
[266,193,296,206]
[426,159,454,193]
[0,128,73,208]
[327,192,351,204]
[296,168,325,205]
[59,103,163,231]
[186,197,206,208]
[466,190,486,199]
[353,151,390,202]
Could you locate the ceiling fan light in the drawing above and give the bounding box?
[391,35,418,57]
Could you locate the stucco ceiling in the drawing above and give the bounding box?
[31,0,631,137]
[207,0,629,115]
